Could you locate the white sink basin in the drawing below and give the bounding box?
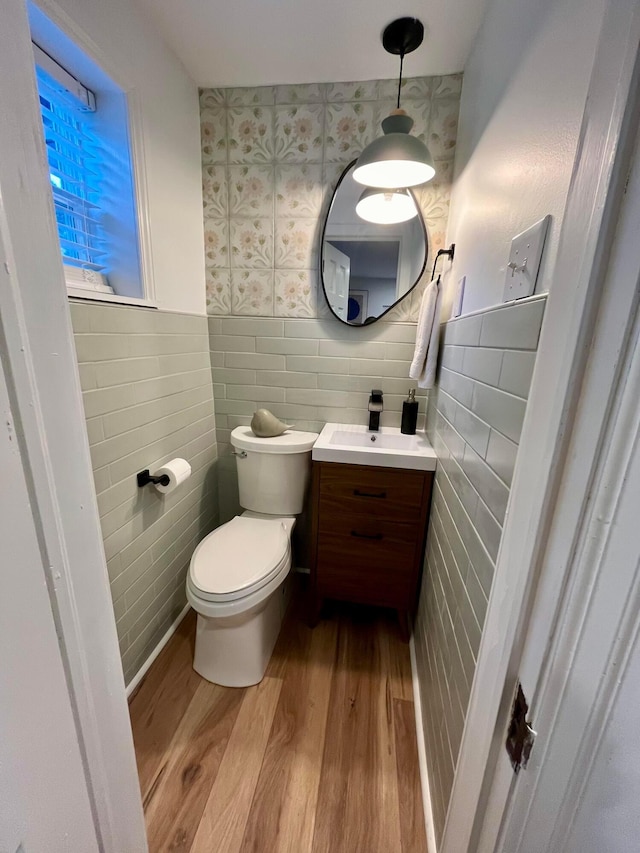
[312,423,437,471]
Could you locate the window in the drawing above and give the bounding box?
[30,4,147,304]
[35,46,113,294]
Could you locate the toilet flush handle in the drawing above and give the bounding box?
[232,449,247,458]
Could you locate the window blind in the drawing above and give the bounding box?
[35,62,108,273]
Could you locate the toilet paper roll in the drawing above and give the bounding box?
[153,457,191,494]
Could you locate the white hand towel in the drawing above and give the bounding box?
[409,277,442,389]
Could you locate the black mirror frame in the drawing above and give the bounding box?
[319,159,429,326]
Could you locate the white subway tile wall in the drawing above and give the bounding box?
[200,77,461,318]
[209,314,428,446]
[209,314,431,525]
[415,295,546,841]
[69,301,218,685]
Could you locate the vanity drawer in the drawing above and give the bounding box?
[309,459,434,631]
[317,511,419,549]
[316,515,419,607]
[318,462,426,521]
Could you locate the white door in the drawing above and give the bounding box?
[323,242,350,320]
[500,341,640,853]
[0,0,147,848]
[0,310,99,851]
[486,83,640,853]
[441,3,640,851]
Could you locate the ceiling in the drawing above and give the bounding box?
[135,0,488,87]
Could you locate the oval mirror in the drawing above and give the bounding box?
[320,160,428,325]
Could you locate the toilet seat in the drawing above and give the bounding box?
[189,515,290,603]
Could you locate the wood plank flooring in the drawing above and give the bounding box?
[129,595,427,853]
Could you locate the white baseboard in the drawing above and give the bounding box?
[126,603,191,698]
[410,634,438,853]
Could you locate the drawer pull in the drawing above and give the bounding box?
[353,489,387,499]
[351,530,384,540]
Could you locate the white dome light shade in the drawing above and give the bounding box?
[355,187,418,224]
[353,155,435,189]
[353,113,436,189]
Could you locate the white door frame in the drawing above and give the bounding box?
[441,2,640,851]
[0,0,147,850]
[490,105,640,851]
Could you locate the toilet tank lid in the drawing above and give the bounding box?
[231,426,318,454]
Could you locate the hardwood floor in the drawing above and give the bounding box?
[129,595,427,853]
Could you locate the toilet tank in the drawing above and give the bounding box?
[230,426,319,515]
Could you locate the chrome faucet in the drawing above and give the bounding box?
[368,389,383,431]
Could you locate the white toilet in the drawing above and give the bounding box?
[185,425,318,687]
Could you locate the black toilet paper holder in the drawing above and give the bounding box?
[137,469,170,488]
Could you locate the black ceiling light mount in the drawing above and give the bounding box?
[382,17,425,109]
[353,16,435,191]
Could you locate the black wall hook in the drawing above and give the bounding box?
[137,469,170,488]
[431,243,456,280]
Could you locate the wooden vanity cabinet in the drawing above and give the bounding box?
[309,461,434,639]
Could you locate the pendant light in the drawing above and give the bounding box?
[355,187,418,224]
[353,17,435,189]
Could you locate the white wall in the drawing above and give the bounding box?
[445,0,606,315]
[350,275,396,316]
[35,0,206,315]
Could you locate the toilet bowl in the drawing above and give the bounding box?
[186,426,318,687]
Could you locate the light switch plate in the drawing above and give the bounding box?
[452,276,465,318]
[503,215,550,302]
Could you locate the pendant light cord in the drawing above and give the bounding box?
[397,51,404,109]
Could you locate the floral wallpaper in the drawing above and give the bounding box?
[200,76,461,318]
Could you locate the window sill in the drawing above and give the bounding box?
[67,286,156,309]
[65,266,154,308]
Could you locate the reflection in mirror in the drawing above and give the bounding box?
[321,160,428,325]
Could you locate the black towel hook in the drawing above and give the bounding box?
[430,242,456,281]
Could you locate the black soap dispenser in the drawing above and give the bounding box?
[401,389,418,435]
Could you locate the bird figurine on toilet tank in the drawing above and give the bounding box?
[250,408,292,438]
